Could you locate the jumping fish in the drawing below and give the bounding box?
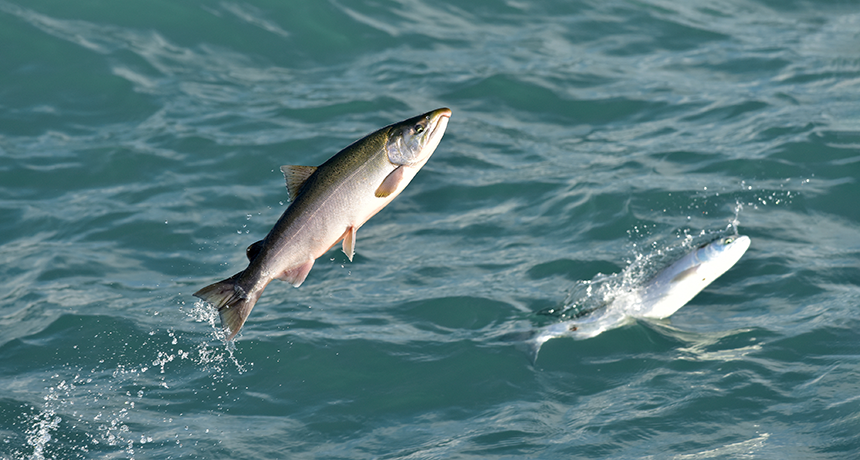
[195,108,452,339]
[631,234,750,319]
[528,234,751,358]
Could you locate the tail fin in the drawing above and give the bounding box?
[193,272,261,341]
[499,330,544,364]
[522,337,544,364]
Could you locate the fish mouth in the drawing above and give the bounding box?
[729,234,751,258]
[427,108,452,141]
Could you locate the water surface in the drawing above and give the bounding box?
[1,0,859,458]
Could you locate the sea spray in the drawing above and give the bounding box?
[11,302,251,459]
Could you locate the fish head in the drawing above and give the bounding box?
[696,234,751,280]
[385,108,452,167]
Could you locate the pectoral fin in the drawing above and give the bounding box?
[671,265,702,283]
[375,166,404,198]
[342,226,356,262]
[280,165,317,201]
[278,260,315,287]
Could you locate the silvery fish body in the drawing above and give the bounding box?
[195,108,452,340]
[631,234,751,319]
[528,235,751,357]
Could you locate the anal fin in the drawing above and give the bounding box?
[278,260,315,287]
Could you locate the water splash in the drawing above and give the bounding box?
[10,299,251,459]
[24,404,61,460]
[13,373,139,459]
[182,299,247,374]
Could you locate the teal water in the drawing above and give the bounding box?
[2,0,859,458]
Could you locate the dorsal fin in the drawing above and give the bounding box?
[246,239,265,262]
[280,165,317,201]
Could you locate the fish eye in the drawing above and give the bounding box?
[724,237,734,245]
[414,124,425,134]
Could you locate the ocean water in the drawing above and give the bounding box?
[1,0,859,458]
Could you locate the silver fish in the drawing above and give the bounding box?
[528,234,751,357]
[195,108,452,339]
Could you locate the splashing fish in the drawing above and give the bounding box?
[195,108,452,340]
[528,234,751,359]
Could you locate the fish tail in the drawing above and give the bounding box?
[193,272,261,340]
[522,338,543,364]
[499,330,543,364]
